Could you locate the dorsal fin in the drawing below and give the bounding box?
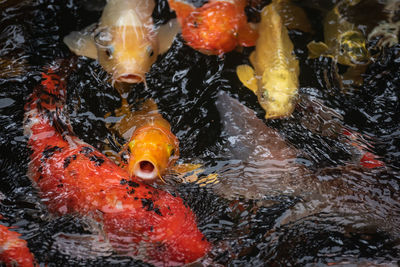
[25,59,77,137]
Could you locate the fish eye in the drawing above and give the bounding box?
[105,46,114,58]
[94,28,113,47]
[167,144,175,157]
[128,140,135,152]
[121,151,129,163]
[147,46,154,57]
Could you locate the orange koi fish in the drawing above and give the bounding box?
[23,62,210,266]
[113,99,179,182]
[168,0,258,55]
[64,0,179,84]
[0,223,35,267]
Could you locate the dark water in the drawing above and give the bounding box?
[0,0,400,265]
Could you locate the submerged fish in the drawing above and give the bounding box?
[64,0,178,84]
[0,223,35,267]
[236,0,300,119]
[212,91,397,235]
[368,0,400,48]
[307,0,370,87]
[111,98,180,182]
[23,61,210,266]
[0,57,28,81]
[168,0,258,55]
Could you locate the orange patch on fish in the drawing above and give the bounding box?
[169,0,258,55]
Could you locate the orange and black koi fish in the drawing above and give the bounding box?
[168,0,258,55]
[23,61,210,266]
[0,221,35,267]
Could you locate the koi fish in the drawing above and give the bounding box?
[0,224,35,267]
[110,98,180,182]
[236,0,300,119]
[168,0,258,55]
[205,91,384,200]
[64,0,179,83]
[368,0,400,48]
[211,92,396,237]
[307,0,370,87]
[0,57,28,81]
[23,61,210,266]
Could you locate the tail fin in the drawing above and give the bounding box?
[24,59,76,136]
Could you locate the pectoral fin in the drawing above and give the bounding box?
[307,41,329,59]
[236,64,258,94]
[157,18,181,55]
[63,23,98,59]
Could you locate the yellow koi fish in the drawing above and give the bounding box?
[307,0,370,87]
[109,99,204,183]
[236,0,300,119]
[109,99,179,182]
[64,0,178,84]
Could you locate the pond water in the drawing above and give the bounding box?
[0,0,400,265]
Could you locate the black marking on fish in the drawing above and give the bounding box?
[79,146,94,155]
[128,189,135,195]
[150,226,153,232]
[170,192,177,197]
[41,145,62,161]
[63,154,77,169]
[128,181,139,188]
[154,207,162,216]
[38,165,43,173]
[141,198,154,211]
[141,198,163,216]
[57,184,63,188]
[148,191,152,195]
[89,155,105,166]
[134,197,138,200]
[120,179,128,185]
[38,175,43,181]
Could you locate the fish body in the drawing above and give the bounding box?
[0,224,35,267]
[168,0,258,55]
[64,0,178,84]
[307,0,370,67]
[23,63,210,266]
[213,92,395,236]
[236,0,299,119]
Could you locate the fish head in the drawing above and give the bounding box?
[338,30,370,66]
[127,125,179,183]
[93,25,158,83]
[259,68,298,118]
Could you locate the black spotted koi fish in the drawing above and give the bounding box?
[23,61,210,266]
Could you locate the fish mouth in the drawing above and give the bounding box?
[132,160,158,181]
[116,74,144,83]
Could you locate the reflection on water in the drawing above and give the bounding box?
[0,0,400,265]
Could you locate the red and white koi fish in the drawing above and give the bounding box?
[23,61,210,266]
[0,215,35,267]
[168,0,258,55]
